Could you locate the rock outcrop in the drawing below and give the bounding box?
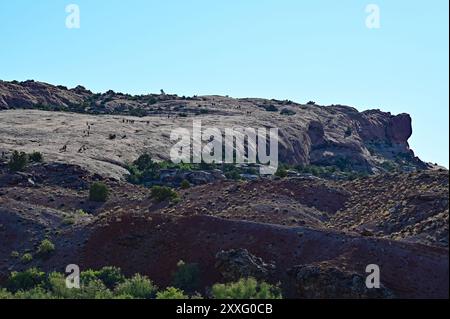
[286,263,395,299]
[0,80,429,176]
[215,249,276,282]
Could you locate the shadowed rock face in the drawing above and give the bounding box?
[286,263,395,299]
[0,80,427,178]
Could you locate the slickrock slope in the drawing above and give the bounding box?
[0,80,428,178]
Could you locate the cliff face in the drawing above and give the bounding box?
[0,80,428,176]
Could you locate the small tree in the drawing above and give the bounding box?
[37,239,55,256]
[89,182,109,202]
[211,278,282,299]
[29,151,43,162]
[21,253,33,264]
[180,179,190,189]
[7,268,46,292]
[156,287,188,299]
[114,274,157,299]
[275,167,288,178]
[151,186,178,203]
[8,151,28,172]
[96,266,125,289]
[172,260,200,294]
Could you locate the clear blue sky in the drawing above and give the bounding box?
[0,0,448,167]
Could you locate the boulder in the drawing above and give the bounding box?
[286,263,394,299]
[215,248,276,282]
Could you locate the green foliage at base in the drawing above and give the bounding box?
[211,277,282,299]
[172,260,200,294]
[114,274,157,299]
[156,287,188,299]
[0,266,282,299]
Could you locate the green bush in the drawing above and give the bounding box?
[156,287,188,299]
[211,278,282,299]
[21,253,33,264]
[95,266,125,289]
[62,216,75,225]
[134,153,156,171]
[89,182,109,202]
[8,151,28,172]
[0,288,13,299]
[28,151,43,162]
[264,104,278,112]
[7,268,46,292]
[77,279,113,299]
[47,272,76,299]
[172,260,200,294]
[114,274,157,299]
[180,179,190,189]
[13,287,55,299]
[275,167,287,178]
[280,108,296,116]
[37,239,55,256]
[151,186,178,203]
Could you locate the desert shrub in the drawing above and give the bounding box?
[146,96,158,105]
[28,151,43,162]
[77,279,113,299]
[334,157,353,172]
[280,108,296,116]
[112,293,134,299]
[8,151,28,172]
[125,164,143,184]
[180,179,190,189]
[47,272,76,298]
[130,154,161,182]
[80,269,100,286]
[95,266,125,289]
[0,288,13,299]
[211,278,282,299]
[172,260,200,294]
[49,271,114,299]
[264,104,278,112]
[89,182,108,202]
[62,216,75,225]
[134,154,154,171]
[306,101,316,105]
[13,287,55,299]
[380,160,397,173]
[156,287,188,299]
[129,108,147,117]
[275,167,287,178]
[37,239,55,256]
[7,268,46,292]
[21,253,33,264]
[151,186,178,203]
[114,274,157,299]
[222,164,242,180]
